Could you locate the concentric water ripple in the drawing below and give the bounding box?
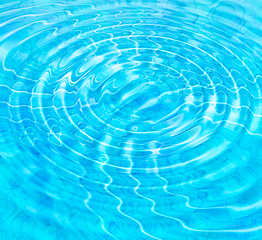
[1,0,262,239]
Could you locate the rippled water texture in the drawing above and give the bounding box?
[2,0,262,239]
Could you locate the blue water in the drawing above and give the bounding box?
[1,0,262,239]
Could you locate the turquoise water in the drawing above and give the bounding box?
[1,0,262,239]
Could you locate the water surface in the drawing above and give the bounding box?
[1,0,262,239]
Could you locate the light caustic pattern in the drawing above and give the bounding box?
[1,0,262,239]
